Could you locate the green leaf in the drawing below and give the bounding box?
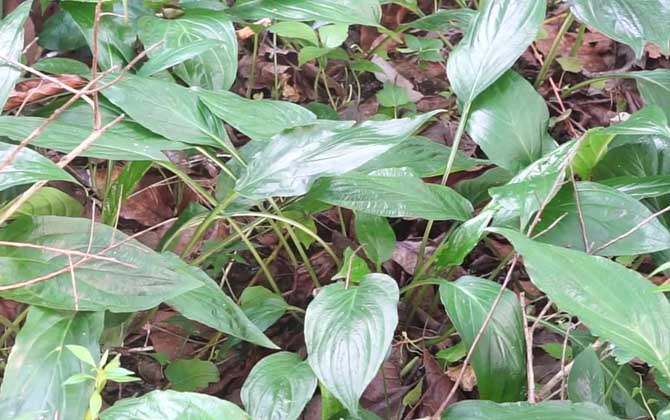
[100,73,228,147]
[240,286,289,331]
[332,248,371,284]
[298,46,334,65]
[32,57,91,76]
[137,40,223,78]
[228,0,382,26]
[0,307,103,420]
[541,343,573,361]
[403,9,475,32]
[456,167,513,207]
[305,274,399,415]
[444,400,619,420]
[0,2,32,110]
[627,70,670,120]
[319,24,349,49]
[359,136,484,177]
[14,187,83,217]
[310,168,472,221]
[355,212,395,266]
[0,216,202,312]
[38,11,88,52]
[433,210,493,271]
[0,116,180,161]
[601,175,670,200]
[568,0,670,58]
[198,89,317,142]
[0,142,76,192]
[491,228,670,383]
[235,112,440,199]
[62,1,135,70]
[241,352,318,420]
[138,9,238,90]
[447,0,546,103]
[102,161,153,225]
[440,276,526,402]
[568,348,606,405]
[100,390,250,420]
[165,359,220,392]
[66,344,97,367]
[270,22,319,46]
[535,181,670,256]
[376,82,411,108]
[166,269,278,349]
[467,71,554,172]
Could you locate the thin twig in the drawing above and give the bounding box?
[0,241,135,267]
[520,293,536,402]
[68,255,79,311]
[570,169,591,253]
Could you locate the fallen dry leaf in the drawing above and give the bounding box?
[3,75,88,112]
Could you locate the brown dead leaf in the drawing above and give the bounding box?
[414,351,461,418]
[393,241,434,275]
[3,75,88,112]
[446,364,477,392]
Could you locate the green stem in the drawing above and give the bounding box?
[247,33,260,98]
[562,74,630,97]
[191,218,266,266]
[157,161,217,207]
[181,192,239,258]
[535,12,575,88]
[570,24,586,57]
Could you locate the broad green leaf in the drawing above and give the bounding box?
[236,112,440,199]
[298,46,336,66]
[447,0,546,103]
[376,82,410,108]
[165,359,220,392]
[14,187,83,217]
[32,57,91,76]
[602,175,670,200]
[319,24,349,49]
[332,248,371,284]
[627,70,670,120]
[241,352,318,420]
[0,216,202,312]
[0,142,76,192]
[38,10,88,52]
[358,136,484,177]
[467,71,554,172]
[309,168,473,220]
[0,307,103,420]
[573,106,670,179]
[455,167,513,207]
[228,0,382,26]
[0,2,32,110]
[440,276,526,402]
[592,135,670,180]
[166,269,278,349]
[568,348,606,405]
[354,212,395,266]
[305,274,399,415]
[240,286,288,331]
[568,0,670,58]
[198,89,317,141]
[100,390,250,420]
[137,40,223,78]
[402,9,475,32]
[100,73,227,147]
[434,210,493,271]
[269,22,319,46]
[444,400,619,420]
[491,228,670,382]
[0,116,180,161]
[138,9,238,90]
[535,181,670,256]
[62,1,135,70]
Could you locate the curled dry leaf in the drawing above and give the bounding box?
[3,75,88,112]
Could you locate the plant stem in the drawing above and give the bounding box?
[561,73,630,97]
[181,192,239,258]
[247,33,260,98]
[535,12,575,88]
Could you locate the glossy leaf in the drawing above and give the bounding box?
[444,400,619,420]
[455,167,513,207]
[269,22,319,46]
[137,40,223,78]
[228,0,382,26]
[627,70,670,120]
[358,136,484,177]
[492,228,670,382]
[309,168,473,221]
[236,112,440,199]
[32,57,91,76]
[240,286,288,331]
[354,212,395,266]
[198,89,317,141]
[568,0,670,58]
[14,187,83,217]
[0,216,202,312]
[403,9,475,32]
[0,142,76,192]
[38,10,88,52]
[0,307,103,420]
[0,116,180,161]
[138,9,238,90]
[100,73,227,147]
[434,210,493,271]
[100,390,250,420]
[241,352,317,420]
[0,2,32,110]
[166,268,278,349]
[447,0,546,102]
[568,348,606,405]
[305,274,399,415]
[165,359,220,392]
[535,181,670,256]
[440,276,526,402]
[602,175,670,200]
[467,71,554,172]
